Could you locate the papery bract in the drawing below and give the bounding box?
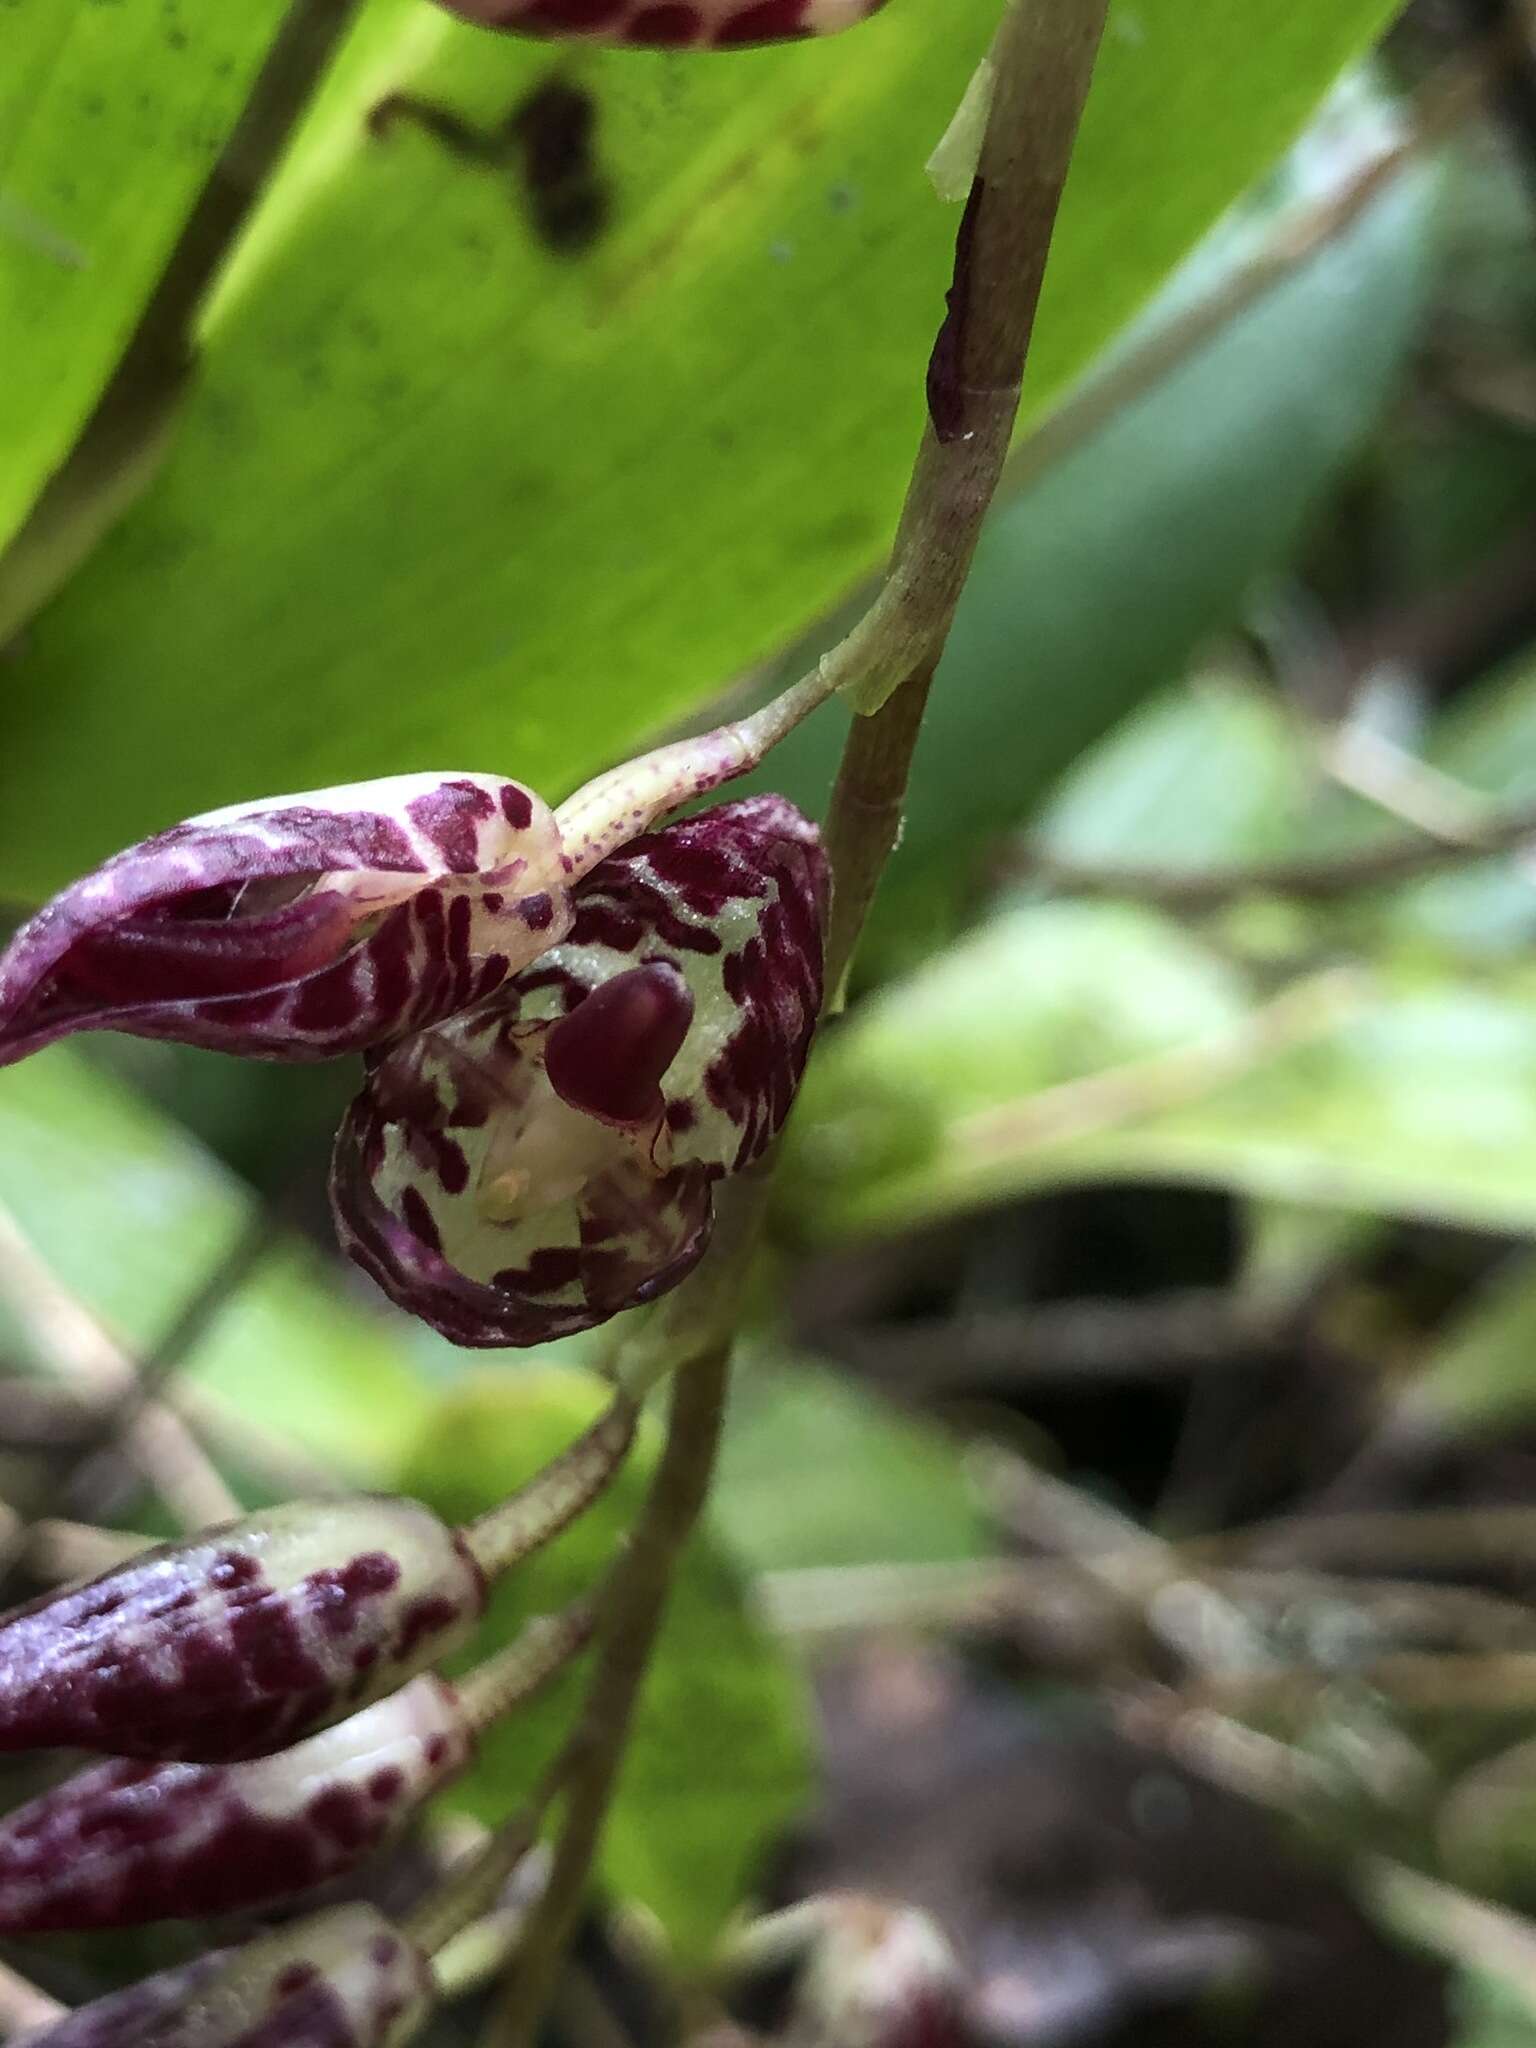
[21,1903,431,2048]
[432,0,887,47]
[0,1498,484,1762]
[0,1675,472,1932]
[0,775,569,1065]
[332,795,827,1346]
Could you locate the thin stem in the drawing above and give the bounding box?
[823,0,1110,989]
[486,1346,733,2048]
[461,1394,636,1582]
[455,1600,598,1732]
[1024,792,1536,909]
[476,10,1110,2036]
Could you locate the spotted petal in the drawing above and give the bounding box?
[0,1498,484,1762]
[332,795,827,1347]
[0,775,569,1065]
[0,1675,473,1932]
[434,0,887,47]
[21,1904,432,2048]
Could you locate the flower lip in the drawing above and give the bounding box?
[543,961,694,1127]
[0,774,566,1066]
[332,793,826,1349]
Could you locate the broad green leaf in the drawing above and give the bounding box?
[0,0,1400,898]
[0,1047,430,1482]
[714,1354,990,1573]
[737,130,1437,972]
[781,904,1536,1244]
[1035,674,1313,870]
[0,3,289,552]
[399,1369,812,1960]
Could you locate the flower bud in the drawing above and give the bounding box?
[0,1675,470,1932]
[0,1601,592,1931]
[22,1903,431,2048]
[431,0,887,45]
[332,795,828,1346]
[0,775,568,1065]
[0,1497,484,1761]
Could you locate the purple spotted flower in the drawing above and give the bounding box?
[0,1675,472,1932]
[332,795,828,1346]
[0,1497,484,1762]
[22,1902,431,2048]
[0,774,569,1065]
[434,0,888,48]
[0,1600,592,1932]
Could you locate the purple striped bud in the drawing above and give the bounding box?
[332,796,828,1347]
[0,775,568,1065]
[0,1675,472,1932]
[21,1903,431,2048]
[0,1498,484,1761]
[0,1599,593,1931]
[432,0,887,46]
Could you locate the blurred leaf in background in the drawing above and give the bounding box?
[0,1047,429,1484]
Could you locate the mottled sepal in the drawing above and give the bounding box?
[0,775,568,1065]
[332,796,827,1346]
[0,1675,472,1931]
[0,1499,484,1761]
[433,0,887,47]
[21,1903,431,2048]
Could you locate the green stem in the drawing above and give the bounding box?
[461,1394,637,1582]
[484,1343,734,2048]
[473,6,1111,2036]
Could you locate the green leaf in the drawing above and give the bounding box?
[0,0,1400,898]
[398,1368,812,1960]
[0,1046,431,1482]
[781,905,1536,1244]
[714,1354,990,1573]
[1035,674,1313,869]
[0,2,289,553]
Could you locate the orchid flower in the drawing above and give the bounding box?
[332,795,828,1346]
